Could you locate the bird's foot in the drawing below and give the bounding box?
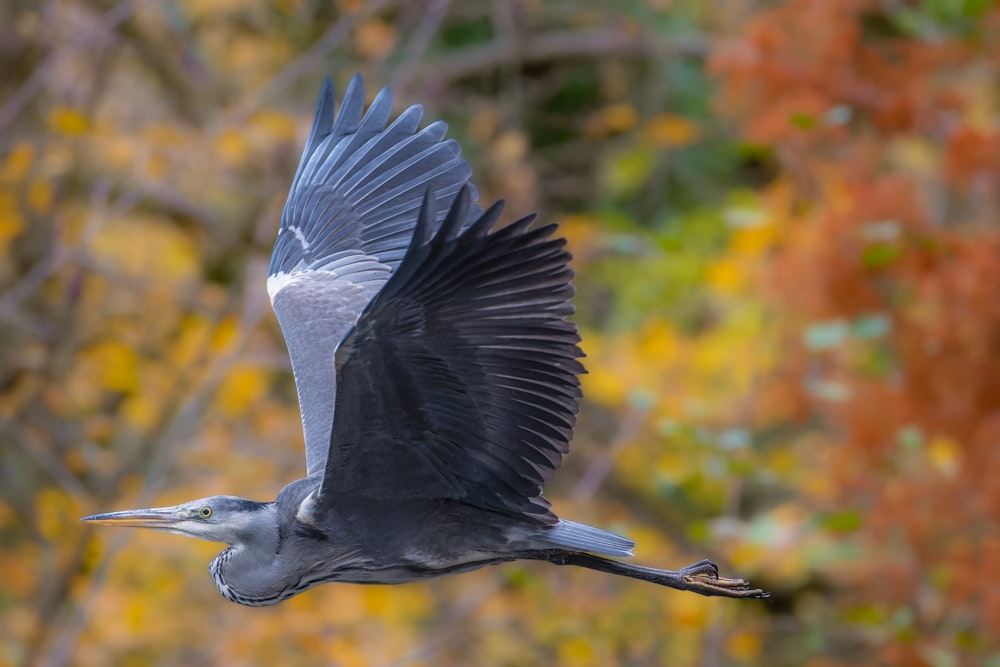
[679,559,770,599]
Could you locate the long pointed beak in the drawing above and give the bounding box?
[81,506,184,529]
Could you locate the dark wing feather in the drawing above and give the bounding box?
[268,75,482,479]
[317,187,584,524]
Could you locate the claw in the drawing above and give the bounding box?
[680,559,770,599]
[679,559,719,578]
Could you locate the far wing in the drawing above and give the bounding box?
[268,75,480,479]
[317,187,584,525]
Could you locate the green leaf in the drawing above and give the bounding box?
[819,510,862,533]
[804,319,849,350]
[897,425,924,451]
[718,428,751,450]
[851,314,891,339]
[789,112,818,129]
[861,244,902,268]
[603,147,657,198]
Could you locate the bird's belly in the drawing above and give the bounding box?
[332,554,505,585]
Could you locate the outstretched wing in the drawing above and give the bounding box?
[317,187,584,525]
[268,74,481,479]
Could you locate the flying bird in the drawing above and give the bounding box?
[82,75,768,605]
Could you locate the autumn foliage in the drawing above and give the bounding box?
[712,1,1000,664]
[1,1,997,666]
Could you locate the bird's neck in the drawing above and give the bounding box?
[208,516,287,607]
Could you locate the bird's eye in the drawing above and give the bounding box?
[199,506,213,518]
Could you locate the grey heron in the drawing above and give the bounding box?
[82,75,768,605]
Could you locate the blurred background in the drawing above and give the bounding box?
[1,1,998,666]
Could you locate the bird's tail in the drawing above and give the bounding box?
[541,519,635,557]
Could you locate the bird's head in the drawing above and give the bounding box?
[81,496,275,545]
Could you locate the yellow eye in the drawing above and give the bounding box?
[199,506,213,518]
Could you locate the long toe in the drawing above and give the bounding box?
[679,560,770,599]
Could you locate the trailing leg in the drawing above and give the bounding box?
[522,550,769,599]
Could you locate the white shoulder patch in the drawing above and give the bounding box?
[295,490,320,527]
[267,270,305,302]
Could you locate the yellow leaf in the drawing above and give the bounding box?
[144,122,184,145]
[706,258,744,294]
[0,190,23,251]
[584,103,639,138]
[275,0,303,14]
[326,638,369,667]
[603,103,639,134]
[655,450,690,484]
[97,134,136,171]
[354,19,396,60]
[603,147,655,197]
[642,113,699,148]
[730,221,776,256]
[769,447,800,476]
[727,541,767,570]
[0,501,14,528]
[36,487,81,542]
[27,179,53,213]
[559,213,600,262]
[888,137,937,177]
[210,316,240,355]
[363,585,391,615]
[80,533,105,572]
[726,630,762,661]
[147,152,170,178]
[558,637,595,666]
[959,77,998,132]
[0,548,39,598]
[801,471,836,502]
[121,393,161,432]
[580,333,628,406]
[48,106,90,135]
[250,109,297,144]
[171,314,213,366]
[638,318,679,367]
[468,107,500,143]
[226,35,293,76]
[670,595,709,629]
[86,341,140,394]
[2,141,35,180]
[215,365,268,417]
[124,595,147,633]
[215,128,250,167]
[89,215,200,286]
[490,130,528,165]
[927,436,960,477]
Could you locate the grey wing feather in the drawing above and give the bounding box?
[268,74,481,479]
[318,187,584,525]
